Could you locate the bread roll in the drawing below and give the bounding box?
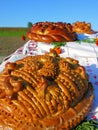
[72,21,94,34]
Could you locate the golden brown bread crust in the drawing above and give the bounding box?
[72,21,94,34]
[0,51,94,130]
[27,22,77,43]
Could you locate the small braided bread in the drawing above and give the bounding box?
[72,21,94,34]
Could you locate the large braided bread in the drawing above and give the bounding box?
[27,22,77,43]
[0,51,94,130]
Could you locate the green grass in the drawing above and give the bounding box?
[0,28,27,37]
[0,30,26,36]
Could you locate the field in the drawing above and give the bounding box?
[0,27,27,36]
[0,28,28,63]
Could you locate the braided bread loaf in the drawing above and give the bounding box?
[0,51,94,130]
[27,22,77,43]
[72,21,94,34]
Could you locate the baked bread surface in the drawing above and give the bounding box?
[27,22,77,43]
[72,21,94,34]
[0,51,94,130]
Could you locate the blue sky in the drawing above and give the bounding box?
[0,0,98,30]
